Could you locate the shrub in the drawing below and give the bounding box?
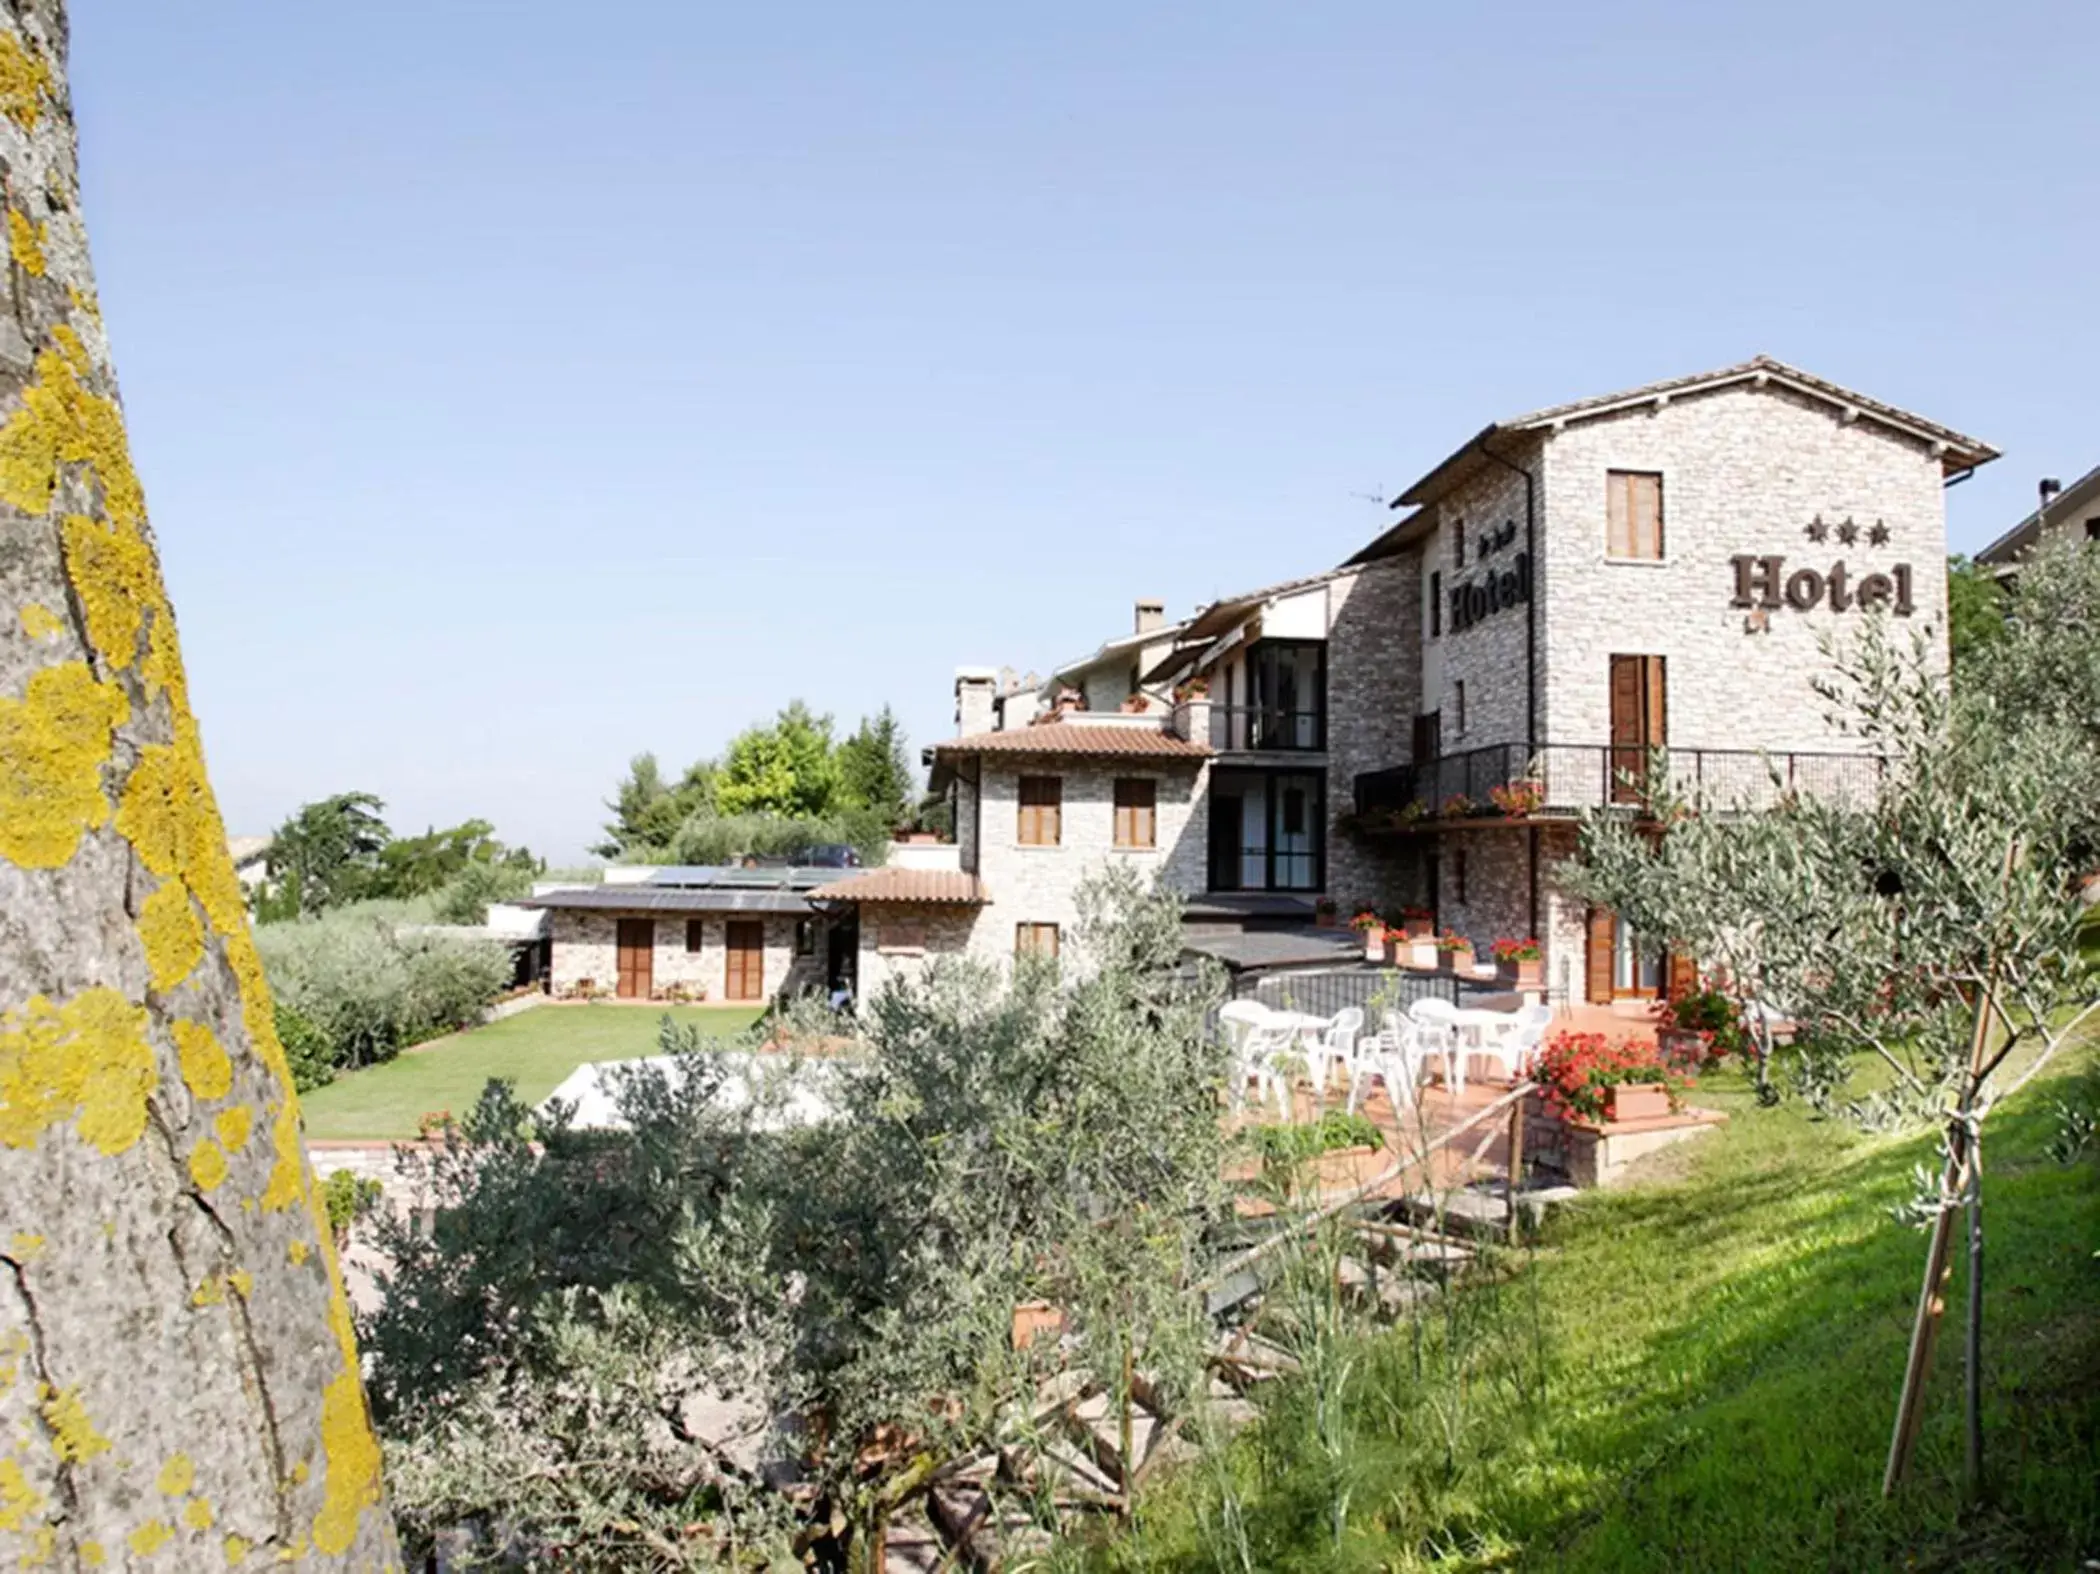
[277,1002,338,1092]
[1661,988,1748,1058]
[321,1169,383,1237]
[255,902,513,1070]
[666,807,890,867]
[432,859,536,924]
[1240,1109,1382,1166]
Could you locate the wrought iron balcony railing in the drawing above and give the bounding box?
[1352,741,1889,823]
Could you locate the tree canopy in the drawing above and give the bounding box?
[258,796,539,921]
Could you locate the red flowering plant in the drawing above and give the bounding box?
[1349,910,1385,933]
[1434,929,1472,953]
[1531,1031,1695,1123]
[1439,793,1475,818]
[1490,937,1541,963]
[1488,780,1544,816]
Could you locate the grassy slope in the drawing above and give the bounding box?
[298,1003,765,1139]
[1096,1049,2099,1573]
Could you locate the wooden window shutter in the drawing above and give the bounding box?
[1018,776,1062,846]
[685,919,704,954]
[1634,474,1663,559]
[1114,778,1156,848]
[1643,655,1667,748]
[1585,907,1615,1004]
[1606,472,1630,557]
[1607,471,1664,560]
[1667,950,1698,1001]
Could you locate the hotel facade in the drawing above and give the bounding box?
[891,357,1998,1008]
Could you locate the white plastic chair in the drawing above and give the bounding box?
[1305,1007,1363,1104]
[1216,998,1271,1056]
[1406,997,1464,1093]
[1234,1021,1297,1119]
[1348,1017,1418,1115]
[1470,1002,1552,1084]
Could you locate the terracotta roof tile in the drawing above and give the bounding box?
[810,868,988,905]
[931,721,1209,762]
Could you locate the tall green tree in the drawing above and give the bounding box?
[593,752,714,858]
[268,791,391,916]
[715,700,842,818]
[369,818,538,901]
[1946,554,2007,674]
[836,705,915,826]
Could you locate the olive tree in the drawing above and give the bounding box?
[0,5,397,1564]
[1566,557,2100,1499]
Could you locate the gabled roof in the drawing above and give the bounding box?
[1348,355,2000,565]
[1137,567,1348,686]
[1050,619,1191,686]
[809,868,987,906]
[1975,462,2100,566]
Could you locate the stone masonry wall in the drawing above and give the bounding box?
[1324,558,1422,914]
[1539,381,1950,757]
[548,909,823,1003]
[963,758,1206,964]
[855,903,982,1002]
[1418,447,1544,755]
[1433,827,1533,957]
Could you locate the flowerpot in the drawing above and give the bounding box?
[1605,1082,1671,1122]
[1011,1300,1064,1352]
[1403,917,1433,941]
[1381,936,1403,966]
[1502,958,1543,989]
[1316,909,1338,930]
[1443,947,1475,975]
[1362,933,1384,962]
[1408,939,1440,970]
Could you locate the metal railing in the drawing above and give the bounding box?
[1220,965,1511,1019]
[1209,704,1326,753]
[1354,740,1890,820]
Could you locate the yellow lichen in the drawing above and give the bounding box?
[227,1269,252,1299]
[39,1387,110,1463]
[8,1233,43,1260]
[0,661,128,869]
[8,208,45,275]
[17,602,62,640]
[0,32,50,128]
[0,328,146,531]
[173,1018,232,1101]
[137,878,205,992]
[0,990,155,1156]
[287,1238,310,1267]
[188,1138,228,1192]
[189,1275,225,1308]
[309,1287,385,1555]
[115,728,246,940]
[127,1520,172,1556]
[57,513,156,675]
[0,1455,44,1531]
[290,1461,308,1486]
[67,283,100,322]
[222,1533,249,1565]
[183,1496,214,1532]
[23,1523,56,1566]
[214,1104,252,1152]
[79,1542,104,1566]
[155,1454,194,1496]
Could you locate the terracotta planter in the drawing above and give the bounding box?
[1402,916,1433,940]
[1011,1300,1064,1352]
[1501,957,1544,989]
[1362,932,1384,962]
[1381,936,1403,966]
[1408,939,1441,970]
[1442,946,1475,974]
[1316,908,1339,930]
[1604,1082,1671,1122]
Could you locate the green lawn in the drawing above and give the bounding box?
[297,1003,766,1139]
[1086,1043,2100,1573]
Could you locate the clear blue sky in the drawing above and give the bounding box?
[74,2,2096,863]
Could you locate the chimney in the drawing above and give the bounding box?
[954,667,997,738]
[2040,477,2063,511]
[1134,598,1166,635]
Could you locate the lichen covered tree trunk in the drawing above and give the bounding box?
[0,6,398,1566]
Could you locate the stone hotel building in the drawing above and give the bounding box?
[905,356,1998,1008]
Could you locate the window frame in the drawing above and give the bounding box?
[1016,774,1062,846]
[1605,470,1665,562]
[793,918,815,957]
[1014,922,1061,960]
[1429,570,1442,637]
[685,919,705,954]
[1113,777,1158,849]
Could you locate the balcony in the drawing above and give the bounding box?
[1351,741,1889,826]
[1206,704,1326,754]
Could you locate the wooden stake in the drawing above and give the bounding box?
[1506,1096,1527,1245]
